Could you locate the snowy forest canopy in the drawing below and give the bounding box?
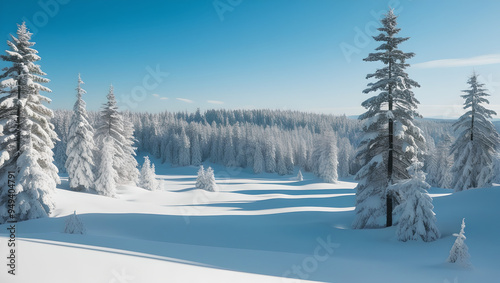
[51,108,473,186]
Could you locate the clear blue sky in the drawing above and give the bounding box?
[2,0,500,118]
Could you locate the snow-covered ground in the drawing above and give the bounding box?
[1,158,499,283]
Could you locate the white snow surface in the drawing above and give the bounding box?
[0,154,499,282]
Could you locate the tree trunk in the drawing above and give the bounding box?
[16,82,21,157]
[387,61,394,227]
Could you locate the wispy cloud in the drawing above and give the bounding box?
[176,98,194,103]
[152,93,160,97]
[160,97,168,100]
[207,100,224,105]
[413,54,500,69]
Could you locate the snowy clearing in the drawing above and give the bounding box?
[1,161,499,283]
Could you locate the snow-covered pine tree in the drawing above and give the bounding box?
[284,142,294,175]
[94,85,124,182]
[223,126,236,167]
[94,137,117,197]
[297,169,303,181]
[139,156,160,191]
[95,86,139,185]
[205,166,218,192]
[450,73,500,191]
[353,10,424,229]
[264,138,276,173]
[447,218,470,267]
[191,133,202,166]
[276,142,288,176]
[312,132,338,183]
[337,137,353,178]
[15,137,56,220]
[0,22,60,223]
[433,134,453,188]
[64,211,86,234]
[65,74,95,191]
[253,141,265,174]
[393,159,440,242]
[195,165,206,190]
[121,118,139,184]
[179,127,190,166]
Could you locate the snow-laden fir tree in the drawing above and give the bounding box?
[284,142,294,175]
[450,73,500,192]
[65,74,95,191]
[0,22,60,223]
[427,134,453,188]
[179,127,190,166]
[253,141,264,174]
[191,134,202,166]
[296,169,303,181]
[15,137,57,220]
[95,86,139,185]
[95,85,124,179]
[121,119,139,184]
[223,127,237,167]
[139,156,160,191]
[312,132,338,183]
[94,137,117,197]
[447,218,470,267]
[393,159,440,242]
[353,10,424,229]
[276,142,288,176]
[337,137,354,178]
[64,211,86,234]
[195,165,206,190]
[204,166,218,192]
[264,138,276,173]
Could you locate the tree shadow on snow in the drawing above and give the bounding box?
[184,195,354,211]
[232,188,354,196]
[7,210,355,281]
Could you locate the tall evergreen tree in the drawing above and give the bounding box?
[0,22,59,223]
[450,73,500,191]
[95,86,139,184]
[178,127,190,166]
[139,156,160,191]
[95,85,124,179]
[65,74,95,191]
[312,132,338,183]
[428,134,453,188]
[191,133,202,166]
[353,10,424,229]
[264,138,276,173]
[121,118,139,184]
[94,137,117,197]
[253,141,264,174]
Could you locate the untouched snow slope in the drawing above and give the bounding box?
[0,159,499,282]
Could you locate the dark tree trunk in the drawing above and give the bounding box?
[471,112,474,141]
[387,61,394,227]
[17,83,21,155]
